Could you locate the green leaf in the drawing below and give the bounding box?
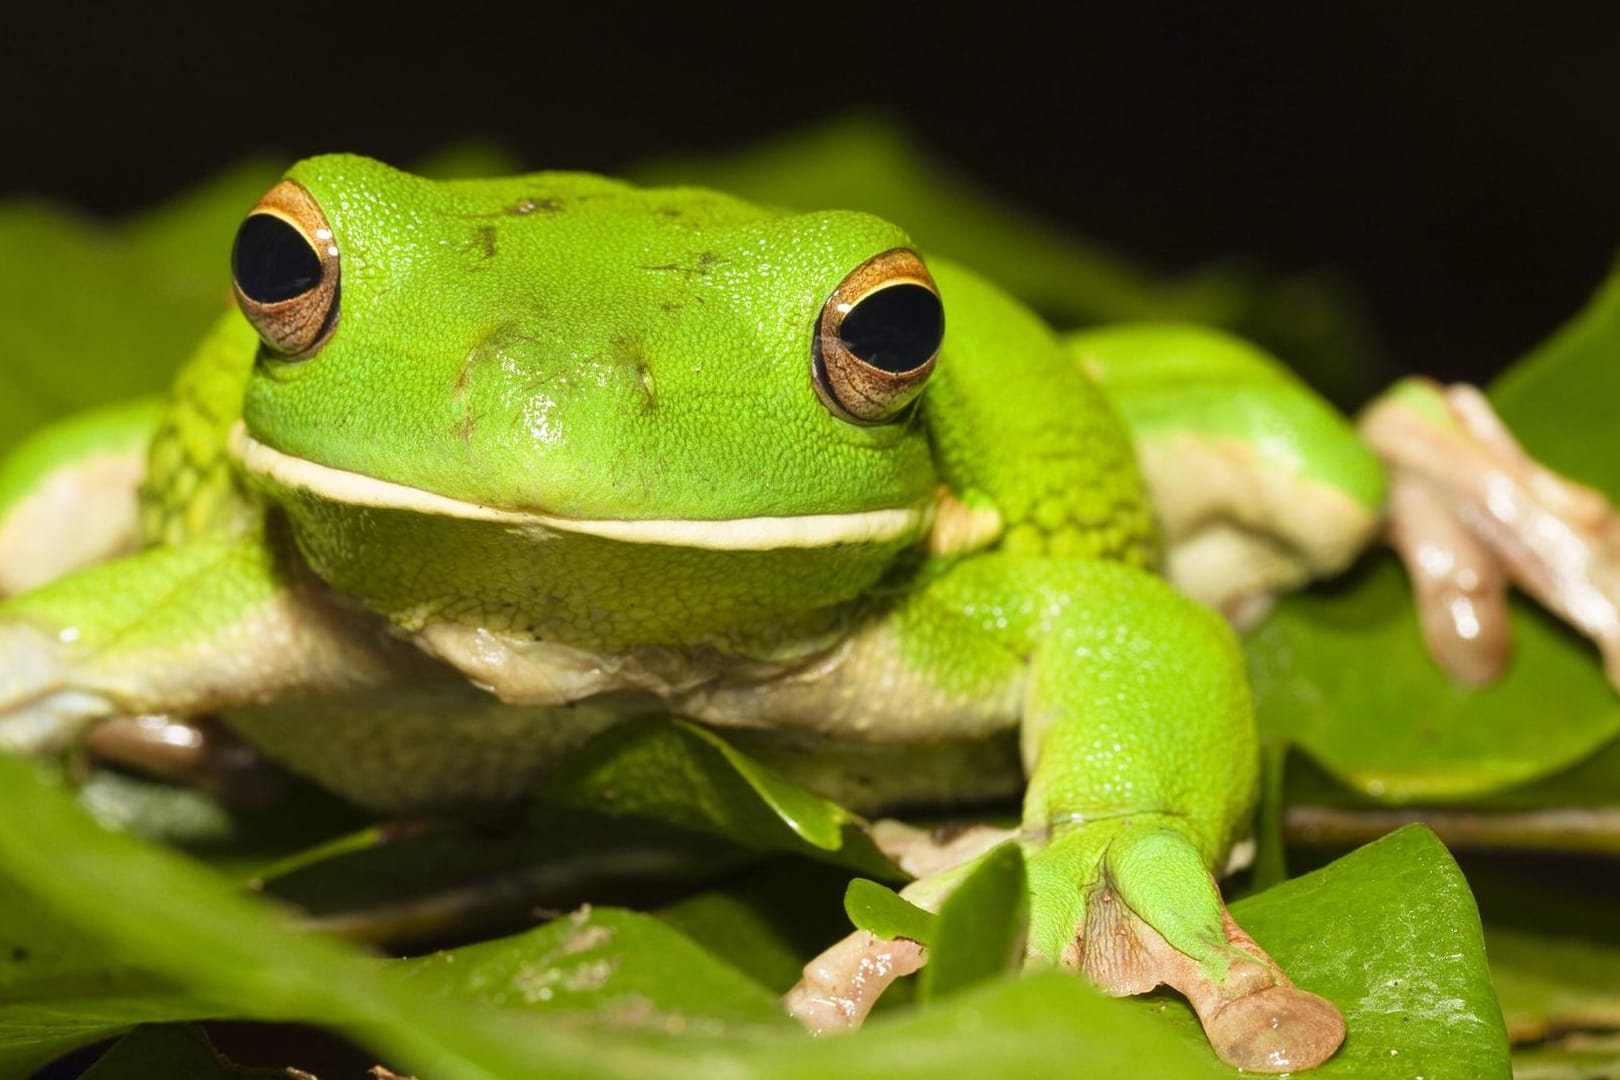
[655,860,857,992]
[917,843,1027,1002]
[844,879,938,946]
[765,972,1225,1079]
[1248,260,1620,808]
[541,719,903,879]
[1135,825,1511,1078]
[0,857,212,1075]
[390,905,790,1030]
[1489,925,1620,1044]
[0,756,718,1079]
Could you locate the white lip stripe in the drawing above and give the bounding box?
[228,423,925,550]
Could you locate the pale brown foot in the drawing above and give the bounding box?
[791,821,1344,1072]
[869,818,1016,878]
[1362,378,1620,689]
[1075,886,1344,1073]
[783,929,926,1032]
[785,821,1007,1032]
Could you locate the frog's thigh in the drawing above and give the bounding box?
[1136,435,1376,624]
[0,399,162,594]
[920,555,1343,1072]
[1069,325,1385,623]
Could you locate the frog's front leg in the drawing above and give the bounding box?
[788,556,1344,1073]
[0,535,428,756]
[1362,378,1620,687]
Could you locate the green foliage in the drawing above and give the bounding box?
[916,844,1027,1002]
[845,878,939,946]
[542,718,903,879]
[0,751,1507,1077]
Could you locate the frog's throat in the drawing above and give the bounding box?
[228,423,927,551]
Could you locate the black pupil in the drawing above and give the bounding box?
[839,284,944,373]
[232,214,322,303]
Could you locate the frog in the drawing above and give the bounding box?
[3,154,1617,1074]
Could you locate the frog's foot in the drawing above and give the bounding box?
[1361,378,1620,689]
[869,818,1018,878]
[789,817,1343,1072]
[1026,817,1344,1073]
[784,820,1010,1032]
[784,928,927,1032]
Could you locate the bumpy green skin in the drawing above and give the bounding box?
[0,157,1379,1044]
[142,312,263,545]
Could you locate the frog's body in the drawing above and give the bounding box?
[0,156,1381,1071]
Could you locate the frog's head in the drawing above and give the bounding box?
[227,155,944,648]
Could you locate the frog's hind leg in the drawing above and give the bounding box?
[788,556,1344,1070]
[0,398,162,594]
[1026,816,1342,1073]
[1069,324,1386,626]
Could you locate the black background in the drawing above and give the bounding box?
[4,5,1618,390]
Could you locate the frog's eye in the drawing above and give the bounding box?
[814,249,943,424]
[231,179,340,358]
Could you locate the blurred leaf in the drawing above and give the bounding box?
[542,719,903,880]
[845,879,937,947]
[258,810,742,947]
[1462,859,1620,1051]
[390,905,789,1030]
[655,860,855,992]
[1251,560,1618,802]
[1509,1032,1620,1080]
[1489,926,1620,1043]
[79,1025,248,1080]
[917,844,1026,1002]
[0,203,222,453]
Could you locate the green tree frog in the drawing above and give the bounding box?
[2,156,1616,1072]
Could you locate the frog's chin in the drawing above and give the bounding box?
[228,422,928,552]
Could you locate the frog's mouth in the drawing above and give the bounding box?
[228,423,927,551]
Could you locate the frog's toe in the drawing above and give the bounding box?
[1204,982,1346,1073]
[1027,818,1344,1073]
[1362,377,1620,692]
[784,928,925,1033]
